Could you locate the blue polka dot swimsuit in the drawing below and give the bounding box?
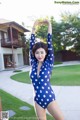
[29,33,56,109]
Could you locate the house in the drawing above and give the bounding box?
[0,19,30,71]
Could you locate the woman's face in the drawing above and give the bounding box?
[35,48,47,62]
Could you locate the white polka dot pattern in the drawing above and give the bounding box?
[30,33,55,109]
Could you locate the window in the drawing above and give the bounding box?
[18,34,22,41]
[4,32,8,42]
[0,32,1,46]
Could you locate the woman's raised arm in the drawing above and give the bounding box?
[30,20,41,65]
[32,20,41,34]
[43,19,54,68]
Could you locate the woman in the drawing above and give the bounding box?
[29,19,64,120]
[0,97,2,119]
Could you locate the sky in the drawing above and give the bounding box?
[0,0,80,30]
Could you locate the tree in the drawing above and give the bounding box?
[35,13,80,55]
[61,12,80,55]
[35,17,63,54]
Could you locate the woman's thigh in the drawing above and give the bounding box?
[35,102,46,120]
[47,100,64,120]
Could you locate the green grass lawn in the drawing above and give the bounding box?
[11,64,80,86]
[0,89,53,120]
[51,64,80,86]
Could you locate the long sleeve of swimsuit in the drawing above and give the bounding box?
[30,33,54,67]
[30,34,36,66]
[46,33,54,69]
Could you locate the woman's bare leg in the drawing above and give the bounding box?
[0,97,2,120]
[47,100,64,120]
[35,102,46,120]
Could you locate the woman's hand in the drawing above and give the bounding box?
[42,19,52,34]
[32,20,41,34]
[39,19,50,25]
[32,19,52,34]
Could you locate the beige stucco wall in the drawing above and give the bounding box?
[0,47,24,70]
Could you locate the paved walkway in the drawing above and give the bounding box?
[0,61,80,120]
